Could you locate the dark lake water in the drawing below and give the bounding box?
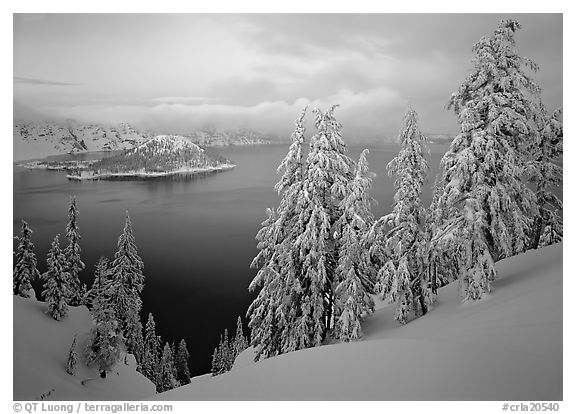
[13,143,449,377]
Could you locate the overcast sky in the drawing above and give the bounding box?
[13,13,562,142]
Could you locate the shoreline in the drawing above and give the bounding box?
[66,163,236,181]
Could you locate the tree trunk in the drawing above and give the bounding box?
[430,258,437,295]
[531,208,544,250]
[100,370,106,379]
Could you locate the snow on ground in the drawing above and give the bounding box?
[13,297,156,400]
[155,243,562,400]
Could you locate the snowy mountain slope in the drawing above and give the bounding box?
[184,128,275,147]
[13,120,275,162]
[155,243,562,400]
[13,296,156,400]
[13,121,153,162]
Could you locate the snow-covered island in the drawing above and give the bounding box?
[65,135,236,181]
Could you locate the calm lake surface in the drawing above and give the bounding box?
[13,143,449,377]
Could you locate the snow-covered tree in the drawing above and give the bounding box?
[13,220,40,298]
[175,339,191,385]
[211,329,234,376]
[249,106,367,357]
[84,257,110,309]
[434,19,541,300]
[85,294,123,378]
[66,335,78,375]
[210,347,220,377]
[248,107,308,360]
[42,235,71,320]
[333,149,376,340]
[124,311,144,365]
[64,196,85,306]
[142,313,160,386]
[296,105,356,338]
[110,212,145,293]
[233,316,248,356]
[378,106,431,323]
[423,177,460,295]
[221,329,233,372]
[158,343,178,392]
[526,104,563,248]
[108,212,145,358]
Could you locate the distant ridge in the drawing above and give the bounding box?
[14,120,276,162]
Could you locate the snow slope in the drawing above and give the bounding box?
[13,297,156,400]
[156,243,562,400]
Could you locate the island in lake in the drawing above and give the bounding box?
[66,135,235,181]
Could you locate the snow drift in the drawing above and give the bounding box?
[156,243,562,400]
[13,297,155,400]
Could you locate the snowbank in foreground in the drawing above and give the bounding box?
[13,297,156,400]
[156,243,562,400]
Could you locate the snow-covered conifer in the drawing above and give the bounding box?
[85,294,123,378]
[175,339,191,385]
[233,316,248,356]
[333,149,376,340]
[84,257,110,309]
[378,105,430,323]
[42,235,71,320]
[221,329,233,372]
[64,196,85,306]
[13,220,40,298]
[434,19,541,300]
[210,346,221,377]
[293,105,355,343]
[124,311,144,365]
[142,313,160,386]
[248,107,308,360]
[526,104,563,248]
[108,212,145,358]
[110,212,145,294]
[66,335,78,375]
[158,343,178,392]
[249,105,363,357]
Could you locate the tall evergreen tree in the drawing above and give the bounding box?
[64,196,85,306]
[298,106,355,337]
[434,19,541,300]
[526,104,563,248]
[221,329,232,372]
[424,177,460,296]
[108,212,145,357]
[233,316,248,356]
[248,107,308,360]
[249,106,365,358]
[13,220,40,298]
[333,149,376,340]
[158,342,178,392]
[210,346,220,377]
[125,311,144,365]
[175,339,191,385]
[378,106,431,323]
[85,294,123,378]
[42,235,71,320]
[84,257,110,309]
[142,313,161,386]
